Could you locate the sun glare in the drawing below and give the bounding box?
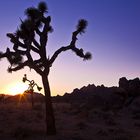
[7,82,29,95]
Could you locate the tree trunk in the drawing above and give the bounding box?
[42,75,56,135]
[31,90,34,108]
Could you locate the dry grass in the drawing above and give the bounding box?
[0,101,140,140]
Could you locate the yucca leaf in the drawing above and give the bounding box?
[37,86,42,91]
[76,19,88,34]
[0,52,3,60]
[83,52,92,60]
[25,7,41,20]
[35,20,43,28]
[38,1,48,13]
[7,67,12,73]
[48,26,53,33]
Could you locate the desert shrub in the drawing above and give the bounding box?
[36,112,43,120]
[112,135,132,140]
[96,129,108,136]
[0,129,4,134]
[132,114,140,120]
[18,113,27,122]
[12,127,31,139]
[33,104,43,111]
[76,121,87,130]
[108,128,126,135]
[71,136,85,140]
[132,110,140,115]
[134,122,140,127]
[105,118,117,126]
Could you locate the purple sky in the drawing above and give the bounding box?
[0,0,140,95]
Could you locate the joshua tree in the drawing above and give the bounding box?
[0,2,92,135]
[23,74,42,108]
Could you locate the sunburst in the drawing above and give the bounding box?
[7,82,28,95]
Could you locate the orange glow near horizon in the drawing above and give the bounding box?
[6,82,29,95]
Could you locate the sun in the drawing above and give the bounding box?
[7,82,29,95]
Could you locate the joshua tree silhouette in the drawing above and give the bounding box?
[23,74,42,108]
[0,2,92,135]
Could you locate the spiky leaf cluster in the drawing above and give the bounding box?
[15,19,35,40]
[25,7,41,20]
[22,74,27,83]
[16,19,36,40]
[84,52,92,60]
[37,86,42,91]
[38,1,48,13]
[5,48,23,66]
[76,19,88,34]
[16,2,48,40]
[10,53,23,64]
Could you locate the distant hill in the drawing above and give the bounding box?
[1,92,44,103]
[1,77,140,108]
[53,77,140,109]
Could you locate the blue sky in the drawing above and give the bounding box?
[0,0,140,95]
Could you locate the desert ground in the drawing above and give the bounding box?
[0,94,140,140]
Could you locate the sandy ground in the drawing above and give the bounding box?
[0,99,140,140]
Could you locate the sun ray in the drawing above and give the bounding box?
[6,82,28,95]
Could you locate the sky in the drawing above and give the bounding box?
[0,0,140,96]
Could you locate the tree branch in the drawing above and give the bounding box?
[29,61,43,75]
[32,38,40,48]
[0,52,7,59]
[13,47,26,55]
[34,59,42,64]
[7,33,26,49]
[31,45,40,53]
[40,16,51,48]
[49,19,92,65]
[70,31,79,47]
[34,59,44,69]
[49,27,84,65]
[8,61,29,73]
[49,46,71,64]
[35,28,41,36]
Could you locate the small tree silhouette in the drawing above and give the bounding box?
[23,74,42,108]
[0,2,92,135]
